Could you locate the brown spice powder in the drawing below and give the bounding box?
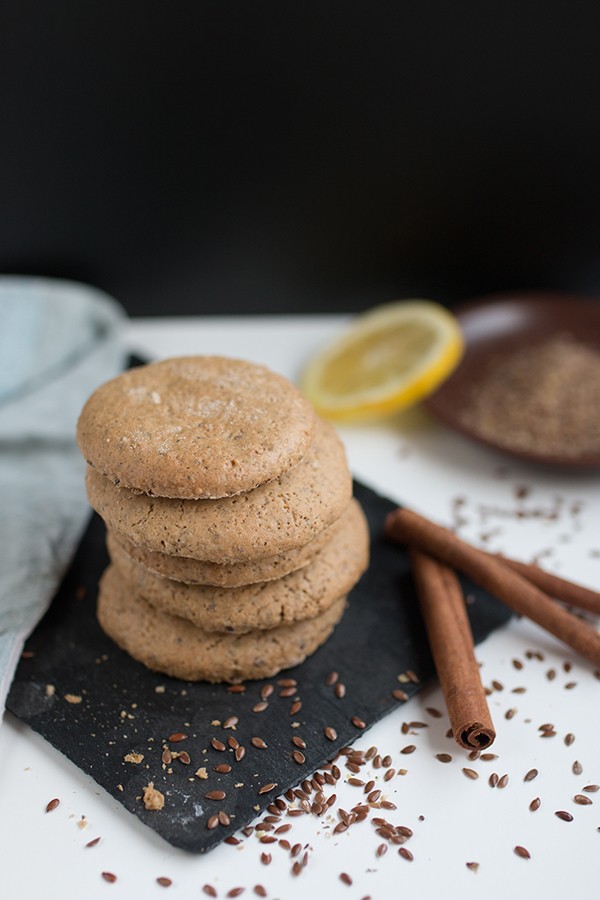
[458,335,600,458]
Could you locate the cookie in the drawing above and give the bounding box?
[97,564,347,682]
[86,417,352,563]
[107,498,369,632]
[77,356,316,499]
[108,504,350,587]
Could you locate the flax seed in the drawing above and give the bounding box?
[514,846,530,859]
[489,773,499,788]
[227,685,246,693]
[235,746,245,762]
[324,726,337,741]
[326,671,339,685]
[292,750,306,765]
[253,701,269,713]
[498,774,509,788]
[203,887,217,898]
[169,733,187,742]
[340,873,352,885]
[392,689,409,702]
[401,745,416,754]
[462,768,479,780]
[573,760,583,775]
[206,815,219,830]
[206,790,226,801]
[529,797,541,811]
[102,872,117,883]
[436,753,452,763]
[574,794,593,805]
[258,783,277,795]
[211,738,226,752]
[524,768,538,782]
[335,683,346,699]
[555,810,574,821]
[398,847,413,861]
[251,737,268,749]
[45,798,60,813]
[214,763,232,774]
[351,715,366,729]
[289,700,302,716]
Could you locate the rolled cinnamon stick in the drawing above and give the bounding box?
[385,507,600,667]
[490,554,600,616]
[410,548,495,750]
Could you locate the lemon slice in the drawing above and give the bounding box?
[301,300,463,420]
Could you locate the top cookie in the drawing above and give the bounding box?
[76,356,316,499]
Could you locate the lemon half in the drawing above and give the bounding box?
[302,300,463,420]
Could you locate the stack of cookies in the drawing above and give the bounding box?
[76,356,369,683]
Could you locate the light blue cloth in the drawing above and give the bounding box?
[0,277,126,718]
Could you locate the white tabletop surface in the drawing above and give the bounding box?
[2,315,600,899]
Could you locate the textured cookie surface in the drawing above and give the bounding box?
[109,502,350,587]
[97,565,347,682]
[107,498,369,632]
[87,417,352,563]
[77,356,316,499]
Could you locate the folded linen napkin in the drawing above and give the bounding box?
[0,277,126,721]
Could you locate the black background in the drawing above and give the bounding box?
[2,2,600,316]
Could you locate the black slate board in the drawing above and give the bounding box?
[7,481,512,853]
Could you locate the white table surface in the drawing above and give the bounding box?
[2,315,600,899]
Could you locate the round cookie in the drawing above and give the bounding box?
[97,564,347,682]
[107,498,369,632]
[108,504,350,587]
[77,356,316,499]
[86,417,352,563]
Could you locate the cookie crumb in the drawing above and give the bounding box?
[45,684,55,697]
[143,782,165,810]
[195,767,208,780]
[64,693,82,704]
[124,753,144,764]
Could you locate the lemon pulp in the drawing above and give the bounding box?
[301,300,463,420]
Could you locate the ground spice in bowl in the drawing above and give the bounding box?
[456,334,600,460]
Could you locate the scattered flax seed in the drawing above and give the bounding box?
[214,763,232,774]
[177,751,191,765]
[351,716,366,729]
[426,707,443,718]
[401,745,416,754]
[392,689,409,702]
[505,708,517,720]
[101,872,117,883]
[260,852,271,865]
[489,773,499,788]
[335,683,346,699]
[491,680,504,691]
[292,750,306,765]
[514,846,530,859]
[480,753,498,761]
[583,784,600,792]
[258,783,277,795]
[436,753,452,763]
[546,668,556,681]
[157,877,172,887]
[340,873,352,886]
[203,886,217,898]
[497,774,509,788]
[227,889,245,898]
[206,815,219,830]
[529,797,541,811]
[398,847,414,861]
[64,694,82,704]
[169,732,187,742]
[524,768,538,782]
[253,888,267,899]
[124,752,144,764]
[406,669,420,683]
[251,737,268,749]
[235,747,246,762]
[142,783,165,811]
[223,716,239,729]
[565,682,577,690]
[211,738,226,752]
[252,701,269,713]
[466,862,480,873]
[555,810,574,822]
[573,760,583,775]
[219,811,231,826]
[289,700,302,716]
[512,659,524,670]
[226,685,246,693]
[260,684,274,700]
[279,687,296,698]
[565,733,575,746]
[45,798,60,813]
[326,671,339,685]
[162,749,172,765]
[462,768,479,781]
[85,836,101,848]
[574,794,593,805]
[292,736,306,749]
[206,790,226,801]
[324,726,337,741]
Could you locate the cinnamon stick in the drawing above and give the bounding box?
[410,548,495,750]
[490,554,600,616]
[385,507,600,667]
